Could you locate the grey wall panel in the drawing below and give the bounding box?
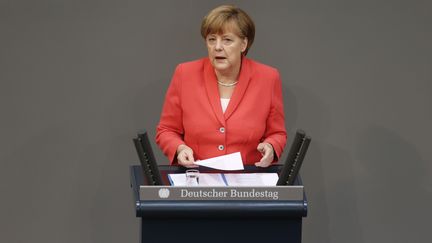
[1,1,431,243]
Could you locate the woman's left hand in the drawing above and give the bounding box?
[255,142,274,167]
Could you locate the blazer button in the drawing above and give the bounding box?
[219,127,225,133]
[218,145,224,151]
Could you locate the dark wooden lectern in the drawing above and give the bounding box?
[130,165,307,243]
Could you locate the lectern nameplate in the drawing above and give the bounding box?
[139,186,304,201]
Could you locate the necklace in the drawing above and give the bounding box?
[217,80,238,87]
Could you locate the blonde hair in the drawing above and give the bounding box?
[201,5,255,55]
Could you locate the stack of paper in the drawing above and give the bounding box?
[168,173,279,187]
[223,173,279,186]
[168,173,227,186]
[168,152,278,186]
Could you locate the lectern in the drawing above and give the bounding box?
[130,165,308,243]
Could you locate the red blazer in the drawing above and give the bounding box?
[156,57,287,165]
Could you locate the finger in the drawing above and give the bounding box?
[255,160,271,167]
[258,148,269,162]
[263,143,274,158]
[257,144,266,156]
[188,152,195,163]
[179,157,197,168]
[258,162,271,168]
[257,143,265,152]
[178,151,190,165]
[261,148,271,161]
[184,150,195,163]
[178,154,188,166]
[259,151,273,166]
[255,161,264,167]
[264,150,274,163]
[257,158,271,168]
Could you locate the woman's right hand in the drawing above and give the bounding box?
[176,144,197,168]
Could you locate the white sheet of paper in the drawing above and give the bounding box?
[223,173,279,186]
[168,173,226,186]
[193,152,244,171]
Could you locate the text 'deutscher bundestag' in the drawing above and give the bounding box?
[139,186,303,201]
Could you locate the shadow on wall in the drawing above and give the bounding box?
[312,142,364,243]
[282,83,365,243]
[355,126,431,243]
[88,132,141,243]
[282,84,331,243]
[301,142,332,243]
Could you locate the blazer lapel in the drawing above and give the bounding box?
[224,57,253,120]
[204,59,226,126]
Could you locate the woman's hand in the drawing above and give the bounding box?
[176,144,198,168]
[255,142,274,167]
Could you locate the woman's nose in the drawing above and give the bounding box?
[215,39,223,51]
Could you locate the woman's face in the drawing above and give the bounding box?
[206,28,248,74]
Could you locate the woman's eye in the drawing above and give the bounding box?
[223,39,233,44]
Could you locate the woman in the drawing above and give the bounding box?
[156,5,287,168]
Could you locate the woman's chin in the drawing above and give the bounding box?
[212,62,230,72]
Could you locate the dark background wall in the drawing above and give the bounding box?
[1,0,431,242]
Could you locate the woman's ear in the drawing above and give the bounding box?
[242,37,248,53]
